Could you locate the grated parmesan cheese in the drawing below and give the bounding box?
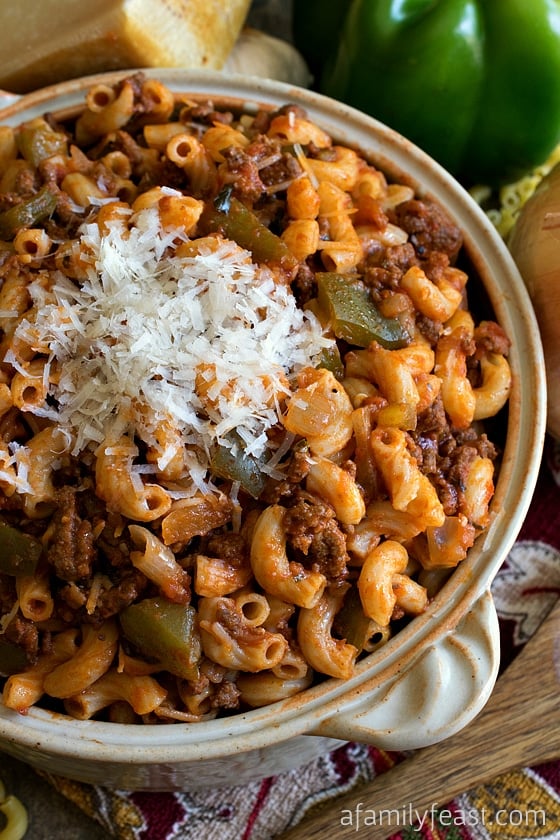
[10,205,332,495]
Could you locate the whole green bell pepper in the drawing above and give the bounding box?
[294,0,560,187]
[292,0,353,81]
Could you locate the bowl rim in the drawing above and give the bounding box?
[0,68,547,764]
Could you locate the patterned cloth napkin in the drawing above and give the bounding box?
[36,437,560,840]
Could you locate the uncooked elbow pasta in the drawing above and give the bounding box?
[0,73,512,722]
[0,778,27,840]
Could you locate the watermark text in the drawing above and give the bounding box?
[340,802,548,832]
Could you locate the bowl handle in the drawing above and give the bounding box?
[311,589,500,751]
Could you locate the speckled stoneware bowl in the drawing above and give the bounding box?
[0,69,547,791]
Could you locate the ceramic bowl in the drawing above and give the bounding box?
[0,69,547,791]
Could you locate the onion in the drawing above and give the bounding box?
[508,162,560,439]
[224,28,312,87]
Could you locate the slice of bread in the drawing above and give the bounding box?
[0,0,252,94]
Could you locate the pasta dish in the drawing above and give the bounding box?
[0,74,511,723]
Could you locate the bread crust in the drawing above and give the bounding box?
[0,0,252,93]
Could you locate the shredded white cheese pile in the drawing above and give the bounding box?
[8,202,332,494]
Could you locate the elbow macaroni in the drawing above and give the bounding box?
[0,73,511,724]
[297,585,358,679]
[0,779,27,840]
[250,504,327,608]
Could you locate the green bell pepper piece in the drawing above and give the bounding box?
[119,597,201,680]
[17,121,68,167]
[201,192,298,273]
[0,521,42,577]
[0,185,58,239]
[210,431,268,499]
[316,271,410,349]
[316,343,345,380]
[298,0,560,187]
